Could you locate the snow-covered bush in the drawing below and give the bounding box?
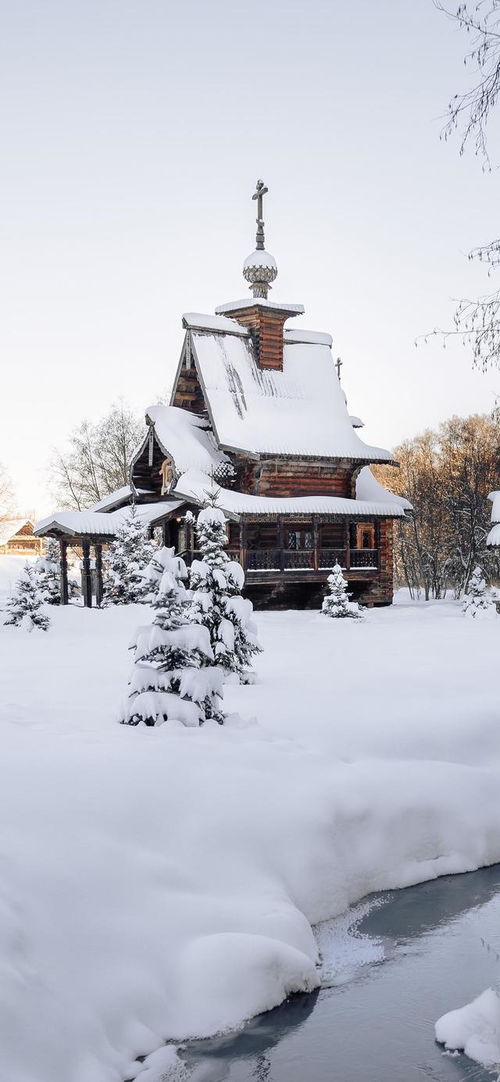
[321,563,363,619]
[121,547,224,727]
[103,506,156,605]
[463,566,497,619]
[189,502,262,683]
[3,563,50,631]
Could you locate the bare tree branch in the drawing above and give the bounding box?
[51,401,143,510]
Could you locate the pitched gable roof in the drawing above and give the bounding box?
[176,316,394,464]
[134,405,230,476]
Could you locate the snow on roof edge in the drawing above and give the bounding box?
[215,298,305,315]
[182,313,250,336]
[173,470,410,519]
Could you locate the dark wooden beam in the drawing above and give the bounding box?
[59,538,69,605]
[95,543,103,608]
[82,540,92,608]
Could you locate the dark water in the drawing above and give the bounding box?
[181,865,500,1082]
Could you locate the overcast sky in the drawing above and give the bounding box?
[1,0,499,515]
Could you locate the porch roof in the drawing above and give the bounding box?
[34,499,186,539]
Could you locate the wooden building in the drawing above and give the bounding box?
[0,519,44,557]
[35,181,411,607]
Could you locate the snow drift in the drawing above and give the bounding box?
[0,596,499,1082]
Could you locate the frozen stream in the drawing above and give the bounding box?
[178,864,500,1082]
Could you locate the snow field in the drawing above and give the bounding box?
[0,595,499,1082]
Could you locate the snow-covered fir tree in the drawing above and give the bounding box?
[35,537,62,605]
[321,563,364,619]
[4,563,50,631]
[189,501,262,683]
[463,566,497,619]
[121,547,224,727]
[142,544,187,604]
[103,505,156,605]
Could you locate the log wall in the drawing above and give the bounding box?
[234,458,355,498]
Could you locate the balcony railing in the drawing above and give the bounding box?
[245,548,378,573]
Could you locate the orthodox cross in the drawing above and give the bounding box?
[335,356,343,380]
[252,179,268,250]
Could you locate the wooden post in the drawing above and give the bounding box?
[240,520,247,572]
[277,516,284,572]
[82,540,92,608]
[59,537,69,605]
[95,543,103,608]
[162,521,169,546]
[312,515,319,572]
[344,522,351,570]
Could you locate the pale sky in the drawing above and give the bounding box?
[1,0,498,516]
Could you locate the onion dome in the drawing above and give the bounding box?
[243,248,278,299]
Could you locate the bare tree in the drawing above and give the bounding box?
[52,401,144,510]
[376,411,500,597]
[0,462,14,517]
[432,2,500,369]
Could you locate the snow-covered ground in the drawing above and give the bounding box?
[436,988,500,1068]
[0,593,499,1082]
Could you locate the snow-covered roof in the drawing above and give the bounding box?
[89,485,142,513]
[486,492,500,546]
[184,327,394,462]
[355,466,413,510]
[215,298,305,315]
[173,470,409,520]
[134,405,230,476]
[0,519,34,545]
[284,328,333,346]
[34,500,185,538]
[182,313,250,337]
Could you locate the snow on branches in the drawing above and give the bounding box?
[121,546,224,727]
[34,537,66,605]
[103,506,156,606]
[462,565,497,618]
[321,563,364,620]
[4,563,50,631]
[189,502,262,683]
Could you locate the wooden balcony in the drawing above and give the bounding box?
[182,546,379,585]
[245,546,377,578]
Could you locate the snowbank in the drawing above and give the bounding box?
[435,988,500,1067]
[0,596,500,1081]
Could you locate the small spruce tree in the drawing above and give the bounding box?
[322,563,363,619]
[463,566,497,619]
[35,537,62,605]
[189,501,262,682]
[121,548,224,727]
[4,563,50,631]
[103,505,156,605]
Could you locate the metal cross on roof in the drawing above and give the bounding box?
[252,179,268,250]
[336,356,343,380]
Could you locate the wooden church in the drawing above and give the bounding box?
[36,181,411,608]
